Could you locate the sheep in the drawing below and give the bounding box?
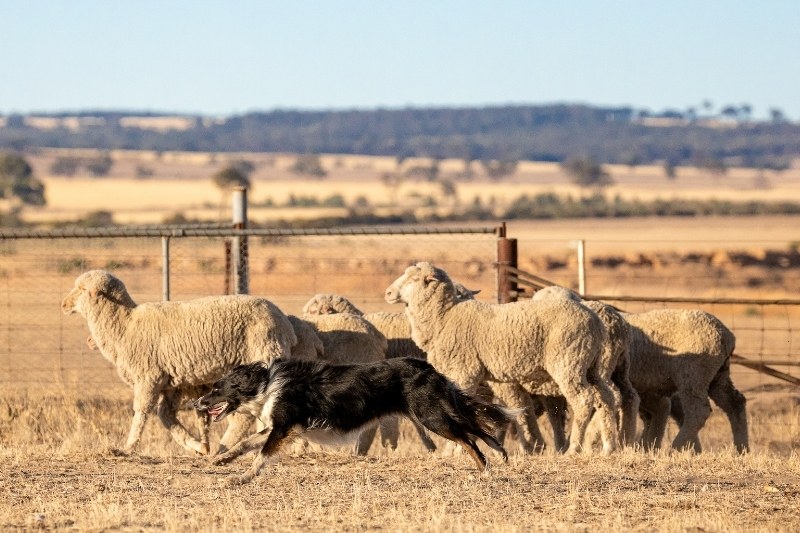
[623,309,749,453]
[286,315,325,361]
[531,286,640,447]
[385,262,619,455]
[61,270,297,456]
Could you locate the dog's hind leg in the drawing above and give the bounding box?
[411,420,437,452]
[157,390,208,455]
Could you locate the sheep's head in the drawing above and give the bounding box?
[61,270,135,316]
[453,283,480,302]
[385,262,456,306]
[302,293,362,316]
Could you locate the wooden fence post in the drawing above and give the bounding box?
[496,222,518,303]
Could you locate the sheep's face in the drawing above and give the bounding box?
[385,262,453,305]
[61,270,132,316]
[302,294,359,316]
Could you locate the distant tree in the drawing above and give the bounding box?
[135,165,154,178]
[622,153,642,174]
[701,99,714,117]
[695,155,727,178]
[720,105,740,122]
[212,165,251,191]
[561,156,613,188]
[81,210,115,227]
[480,159,518,180]
[212,165,251,218]
[289,153,327,178]
[380,172,404,205]
[84,153,114,177]
[739,103,753,122]
[439,179,458,205]
[663,159,678,181]
[769,108,786,124]
[50,156,81,177]
[0,152,46,206]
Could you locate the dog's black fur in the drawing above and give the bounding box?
[195,357,514,483]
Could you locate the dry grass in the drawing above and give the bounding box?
[20,149,800,225]
[0,389,799,532]
[4,149,800,530]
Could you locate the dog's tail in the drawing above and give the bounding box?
[447,383,520,459]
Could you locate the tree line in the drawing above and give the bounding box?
[2,104,797,169]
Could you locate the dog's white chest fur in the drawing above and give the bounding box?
[298,426,369,448]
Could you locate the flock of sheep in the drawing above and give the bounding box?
[60,261,749,466]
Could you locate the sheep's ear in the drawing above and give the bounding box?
[424,272,442,285]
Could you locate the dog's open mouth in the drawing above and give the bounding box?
[205,402,229,422]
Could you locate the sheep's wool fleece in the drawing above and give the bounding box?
[302,313,388,364]
[63,270,297,387]
[624,309,735,394]
[388,262,605,388]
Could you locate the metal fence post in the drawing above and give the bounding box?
[577,239,586,295]
[161,236,170,301]
[232,187,249,295]
[496,222,518,303]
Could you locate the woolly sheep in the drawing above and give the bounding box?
[385,262,619,454]
[61,270,297,455]
[532,286,640,446]
[624,309,748,453]
[286,315,325,361]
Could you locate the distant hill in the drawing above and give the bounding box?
[1,105,798,169]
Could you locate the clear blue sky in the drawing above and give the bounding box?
[2,1,798,119]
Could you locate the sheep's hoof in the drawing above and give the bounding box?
[109,447,130,457]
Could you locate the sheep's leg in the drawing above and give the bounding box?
[217,412,256,454]
[355,423,378,455]
[550,373,595,455]
[157,390,208,455]
[612,367,640,446]
[670,389,711,453]
[119,383,158,454]
[539,395,568,452]
[379,417,400,450]
[588,370,621,454]
[639,394,670,451]
[708,370,749,453]
[488,382,546,453]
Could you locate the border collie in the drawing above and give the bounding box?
[195,357,515,484]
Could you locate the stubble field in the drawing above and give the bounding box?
[1,149,799,531]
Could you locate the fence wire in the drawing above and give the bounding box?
[0,226,498,391]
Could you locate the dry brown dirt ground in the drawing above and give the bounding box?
[1,394,799,532]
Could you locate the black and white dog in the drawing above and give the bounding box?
[195,357,515,484]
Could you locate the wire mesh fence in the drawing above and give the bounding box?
[0,225,500,391]
[1,223,798,452]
